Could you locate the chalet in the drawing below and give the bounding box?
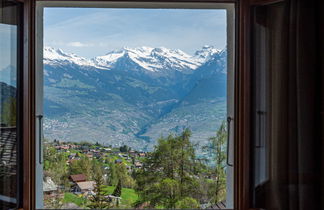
[69,174,87,183]
[75,181,95,193]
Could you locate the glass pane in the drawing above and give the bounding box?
[251,3,291,209]
[0,0,20,208]
[40,7,234,209]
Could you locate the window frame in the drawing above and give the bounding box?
[23,0,241,209]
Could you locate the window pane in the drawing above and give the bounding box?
[40,7,234,209]
[0,0,20,208]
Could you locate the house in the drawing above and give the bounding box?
[86,153,93,159]
[68,153,76,160]
[74,181,95,193]
[81,145,90,152]
[103,148,112,152]
[138,152,146,157]
[93,151,101,158]
[69,174,87,183]
[115,159,123,164]
[43,177,58,195]
[128,150,137,157]
[134,162,143,168]
[105,195,122,206]
[55,145,69,150]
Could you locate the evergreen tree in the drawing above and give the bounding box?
[88,164,111,209]
[112,179,122,207]
[112,179,122,197]
[135,129,201,208]
[119,145,129,152]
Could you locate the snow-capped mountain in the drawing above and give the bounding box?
[194,45,222,62]
[44,47,98,67]
[44,45,223,74]
[41,46,227,150]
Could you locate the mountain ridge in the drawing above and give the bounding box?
[44,45,225,74]
[40,45,227,150]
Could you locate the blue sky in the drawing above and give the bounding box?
[0,24,17,72]
[44,8,227,58]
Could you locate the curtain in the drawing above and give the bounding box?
[251,0,322,209]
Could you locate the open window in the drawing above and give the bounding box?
[35,1,235,209]
[0,0,23,208]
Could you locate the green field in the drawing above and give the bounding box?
[103,186,139,208]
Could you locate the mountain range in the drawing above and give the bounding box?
[0,45,227,151]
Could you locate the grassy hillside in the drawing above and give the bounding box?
[103,186,138,208]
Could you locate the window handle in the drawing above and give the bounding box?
[256,111,265,148]
[36,115,43,164]
[227,116,234,167]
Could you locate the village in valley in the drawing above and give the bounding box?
[43,140,147,209]
[43,126,227,209]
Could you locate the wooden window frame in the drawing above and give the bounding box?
[19,0,278,209]
[236,1,285,210]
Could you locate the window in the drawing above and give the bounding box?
[36,2,234,208]
[0,0,23,208]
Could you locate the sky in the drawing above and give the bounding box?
[44,8,226,58]
[0,24,17,74]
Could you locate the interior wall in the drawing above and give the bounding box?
[319,0,324,208]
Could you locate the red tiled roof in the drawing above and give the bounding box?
[70,174,87,182]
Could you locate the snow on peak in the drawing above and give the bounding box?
[44,47,102,68]
[93,46,204,72]
[44,46,225,73]
[194,45,222,63]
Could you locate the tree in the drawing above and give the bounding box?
[111,179,122,207]
[203,120,227,204]
[175,197,200,209]
[88,163,111,209]
[108,162,135,188]
[119,145,129,152]
[69,156,93,179]
[135,129,201,208]
[107,162,118,186]
[112,179,122,197]
[43,143,70,190]
[2,97,16,126]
